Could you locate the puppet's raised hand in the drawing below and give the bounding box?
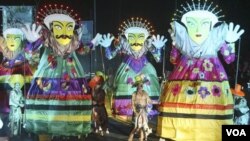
[91,33,102,46]
[77,27,83,41]
[99,33,114,48]
[0,118,3,129]
[152,35,167,49]
[21,23,42,43]
[168,22,176,45]
[226,22,245,43]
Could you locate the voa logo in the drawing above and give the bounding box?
[226,129,246,136]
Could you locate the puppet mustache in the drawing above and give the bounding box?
[55,35,72,39]
[131,43,143,46]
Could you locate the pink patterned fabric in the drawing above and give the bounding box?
[169,55,230,81]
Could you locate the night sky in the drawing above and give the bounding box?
[0,0,249,75]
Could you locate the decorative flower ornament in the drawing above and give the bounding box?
[171,83,181,96]
[203,59,214,72]
[192,68,200,74]
[198,86,210,99]
[185,86,196,95]
[212,85,221,97]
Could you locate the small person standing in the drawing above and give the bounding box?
[89,72,109,136]
[8,75,25,136]
[231,84,250,125]
[128,75,154,141]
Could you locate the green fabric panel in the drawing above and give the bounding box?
[25,99,92,105]
[25,120,91,136]
[114,62,160,97]
[25,109,92,115]
[34,48,85,78]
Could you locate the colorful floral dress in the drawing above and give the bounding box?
[157,22,235,141]
[105,36,161,117]
[24,35,92,136]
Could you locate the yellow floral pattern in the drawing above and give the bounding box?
[192,68,199,74]
[203,59,214,72]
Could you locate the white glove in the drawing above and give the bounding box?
[99,33,114,48]
[152,35,167,49]
[77,27,83,41]
[91,33,102,46]
[225,22,245,43]
[168,22,176,45]
[227,43,236,53]
[21,23,42,43]
[0,118,3,129]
